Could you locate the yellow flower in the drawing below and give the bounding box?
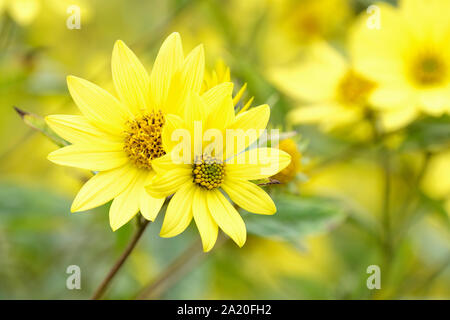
[145,93,291,252]
[0,0,90,26]
[270,42,376,131]
[203,59,254,113]
[351,0,450,129]
[272,138,302,184]
[46,33,208,231]
[0,0,40,25]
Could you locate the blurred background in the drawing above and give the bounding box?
[0,0,449,299]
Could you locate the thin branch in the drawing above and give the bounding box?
[91,218,151,300]
[136,235,228,300]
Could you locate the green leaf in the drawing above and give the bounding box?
[14,107,69,147]
[400,115,450,152]
[241,194,348,247]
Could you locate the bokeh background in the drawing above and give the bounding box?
[0,0,449,299]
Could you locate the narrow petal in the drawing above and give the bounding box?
[71,164,138,212]
[162,45,204,116]
[112,40,150,114]
[45,115,121,145]
[150,153,190,174]
[181,45,205,94]
[67,76,130,134]
[225,104,270,157]
[161,114,189,154]
[202,82,234,111]
[109,177,141,231]
[193,188,218,252]
[150,32,184,109]
[226,148,291,180]
[222,178,276,215]
[48,143,128,171]
[206,84,235,130]
[160,183,195,238]
[139,171,165,221]
[145,168,192,198]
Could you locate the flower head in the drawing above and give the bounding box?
[46,33,208,231]
[146,88,291,252]
[351,0,450,129]
[270,42,376,131]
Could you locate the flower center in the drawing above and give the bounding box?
[123,110,165,170]
[192,155,225,190]
[337,70,376,106]
[412,54,446,86]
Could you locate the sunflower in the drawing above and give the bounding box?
[270,42,376,131]
[351,0,450,130]
[145,93,291,252]
[46,32,211,231]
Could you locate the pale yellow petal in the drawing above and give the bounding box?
[269,42,347,102]
[71,164,138,212]
[139,171,165,221]
[45,115,120,145]
[150,32,184,109]
[67,76,130,135]
[109,177,141,231]
[222,178,276,215]
[181,45,205,94]
[193,188,218,252]
[207,189,246,248]
[161,114,187,153]
[149,153,190,174]
[380,106,419,132]
[225,104,270,157]
[145,168,192,198]
[48,143,128,171]
[206,89,235,130]
[112,40,150,114]
[160,183,195,238]
[288,104,340,124]
[202,82,234,111]
[7,0,40,25]
[226,148,291,180]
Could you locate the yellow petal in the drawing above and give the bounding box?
[109,177,141,231]
[288,104,340,124]
[145,168,192,198]
[149,153,189,174]
[163,45,205,116]
[7,0,40,25]
[150,32,184,109]
[222,178,276,215]
[380,106,419,132]
[181,45,205,94]
[193,188,218,252]
[225,104,270,157]
[48,143,128,171]
[228,104,270,131]
[206,85,235,130]
[269,42,347,102]
[226,148,291,180]
[45,115,120,145]
[207,189,246,248]
[67,76,130,135]
[71,164,138,212]
[202,82,234,111]
[139,171,165,221]
[161,114,188,153]
[160,183,195,238]
[112,40,150,114]
[184,92,208,126]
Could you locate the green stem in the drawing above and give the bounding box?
[91,217,150,300]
